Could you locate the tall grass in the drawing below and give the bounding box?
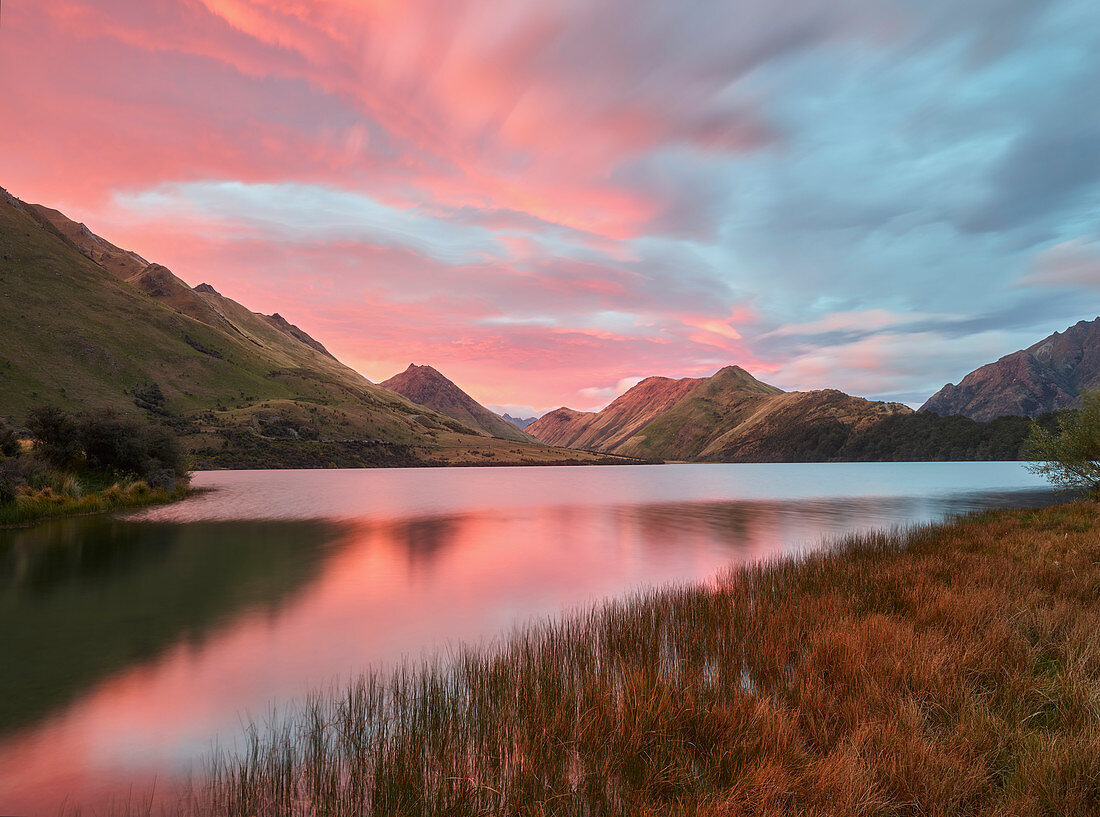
[0,480,188,526]
[134,504,1100,814]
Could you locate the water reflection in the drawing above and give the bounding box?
[0,464,1057,814]
[0,518,343,731]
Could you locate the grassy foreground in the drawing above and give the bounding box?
[154,503,1100,816]
[0,480,189,527]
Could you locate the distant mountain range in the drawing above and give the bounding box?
[527,366,912,461]
[502,414,537,430]
[0,188,617,468]
[381,364,535,443]
[921,318,1100,420]
[3,185,1097,467]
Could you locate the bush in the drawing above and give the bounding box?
[0,475,15,505]
[25,406,187,479]
[79,410,186,478]
[0,420,20,458]
[26,405,82,468]
[132,381,167,414]
[1025,391,1100,499]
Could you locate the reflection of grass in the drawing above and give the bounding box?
[147,501,1100,816]
[0,481,188,527]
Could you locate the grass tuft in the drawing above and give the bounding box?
[0,479,188,526]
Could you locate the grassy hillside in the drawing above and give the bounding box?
[528,366,912,462]
[0,189,615,467]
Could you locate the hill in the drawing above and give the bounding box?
[527,366,913,461]
[380,365,535,443]
[921,318,1100,420]
[0,188,616,468]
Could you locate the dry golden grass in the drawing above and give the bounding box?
[150,503,1100,815]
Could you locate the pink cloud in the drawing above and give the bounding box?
[0,0,789,409]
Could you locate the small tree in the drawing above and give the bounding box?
[1025,391,1100,499]
[0,420,20,458]
[26,405,83,468]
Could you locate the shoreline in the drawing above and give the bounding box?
[0,483,192,529]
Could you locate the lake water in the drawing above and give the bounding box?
[0,462,1057,813]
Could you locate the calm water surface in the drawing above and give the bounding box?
[0,462,1056,813]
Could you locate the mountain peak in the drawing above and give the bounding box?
[921,317,1100,420]
[527,364,898,461]
[381,365,535,443]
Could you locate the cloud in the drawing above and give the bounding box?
[578,377,646,409]
[2,0,1100,411]
[1017,238,1100,290]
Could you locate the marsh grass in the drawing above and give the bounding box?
[0,480,189,526]
[124,503,1100,815]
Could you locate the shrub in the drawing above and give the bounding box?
[25,406,187,480]
[0,420,20,458]
[146,468,180,492]
[26,405,82,468]
[0,475,15,505]
[132,381,167,414]
[1025,391,1100,499]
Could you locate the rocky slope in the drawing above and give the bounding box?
[527,366,912,461]
[380,365,535,443]
[920,318,1100,420]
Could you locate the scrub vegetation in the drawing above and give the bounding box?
[132,501,1100,816]
[1026,391,1100,499]
[0,406,189,526]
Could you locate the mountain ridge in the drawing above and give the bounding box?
[528,366,912,461]
[921,318,1100,420]
[502,413,537,430]
[380,364,536,443]
[0,187,615,467]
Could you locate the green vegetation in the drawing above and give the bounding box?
[1025,391,1100,499]
[145,502,1099,816]
[1,192,607,469]
[827,410,1060,462]
[706,409,1060,463]
[0,407,189,526]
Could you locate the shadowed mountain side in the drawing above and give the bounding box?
[528,366,912,461]
[921,318,1100,420]
[381,364,537,443]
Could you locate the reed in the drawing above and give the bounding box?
[141,503,1100,814]
[0,480,188,526]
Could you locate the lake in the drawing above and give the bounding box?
[0,462,1057,813]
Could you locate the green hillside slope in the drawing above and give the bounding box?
[0,189,616,468]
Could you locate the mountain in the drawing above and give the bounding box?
[527,365,912,462]
[920,318,1100,420]
[380,364,535,443]
[502,414,537,430]
[0,188,615,467]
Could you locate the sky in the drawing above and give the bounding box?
[2,0,1099,416]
